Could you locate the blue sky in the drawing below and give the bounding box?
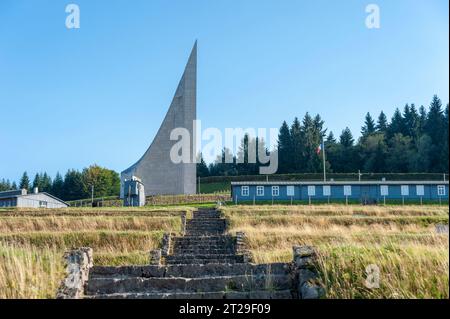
[0,0,448,183]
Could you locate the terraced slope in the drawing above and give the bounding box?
[84,209,296,299]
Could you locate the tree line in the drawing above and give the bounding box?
[0,165,120,201]
[198,95,449,176]
[2,95,448,198]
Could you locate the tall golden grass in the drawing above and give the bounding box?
[0,244,63,298]
[0,208,187,298]
[0,204,448,298]
[222,205,449,299]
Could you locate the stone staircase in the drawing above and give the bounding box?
[166,209,244,265]
[57,208,324,299]
[85,263,294,299]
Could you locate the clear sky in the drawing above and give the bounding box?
[0,0,448,183]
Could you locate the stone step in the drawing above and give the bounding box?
[86,274,292,295]
[90,263,290,279]
[189,219,223,223]
[173,245,232,250]
[184,231,225,234]
[173,240,231,245]
[185,226,225,231]
[173,249,235,255]
[185,231,225,235]
[179,231,229,239]
[165,255,246,265]
[86,290,294,299]
[166,259,241,264]
[174,242,231,246]
[175,235,232,240]
[185,227,225,230]
[193,212,222,219]
[185,223,225,226]
[189,219,223,222]
[173,239,234,248]
[173,246,233,251]
[185,223,225,228]
[172,235,235,243]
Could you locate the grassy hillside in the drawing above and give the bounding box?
[223,205,449,299]
[0,207,191,298]
[0,204,448,298]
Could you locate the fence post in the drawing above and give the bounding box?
[180,212,186,235]
[149,249,162,266]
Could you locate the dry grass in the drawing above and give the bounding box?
[0,216,180,233]
[0,244,64,298]
[222,204,449,299]
[0,207,187,298]
[0,204,448,298]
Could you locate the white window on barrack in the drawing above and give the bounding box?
[286,186,295,197]
[256,186,264,196]
[272,186,279,197]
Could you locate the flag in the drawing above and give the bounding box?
[316,142,323,155]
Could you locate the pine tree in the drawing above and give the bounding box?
[361,112,376,136]
[41,172,52,192]
[425,95,446,172]
[376,111,388,132]
[403,104,419,138]
[196,153,210,178]
[331,128,357,173]
[301,113,319,172]
[19,172,30,190]
[290,118,303,172]
[32,173,41,191]
[387,108,404,139]
[0,179,7,191]
[11,181,18,190]
[62,169,84,200]
[277,121,293,173]
[52,172,64,198]
[340,127,354,147]
[236,134,250,175]
[416,105,428,136]
[444,104,449,173]
[326,131,336,144]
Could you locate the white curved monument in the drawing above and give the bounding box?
[121,42,197,196]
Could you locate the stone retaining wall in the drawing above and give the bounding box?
[56,247,93,299]
[292,246,325,299]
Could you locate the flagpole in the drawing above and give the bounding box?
[322,138,326,182]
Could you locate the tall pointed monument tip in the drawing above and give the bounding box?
[120,43,197,196]
[188,40,197,62]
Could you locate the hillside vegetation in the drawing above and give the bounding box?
[223,205,449,298]
[0,204,448,298]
